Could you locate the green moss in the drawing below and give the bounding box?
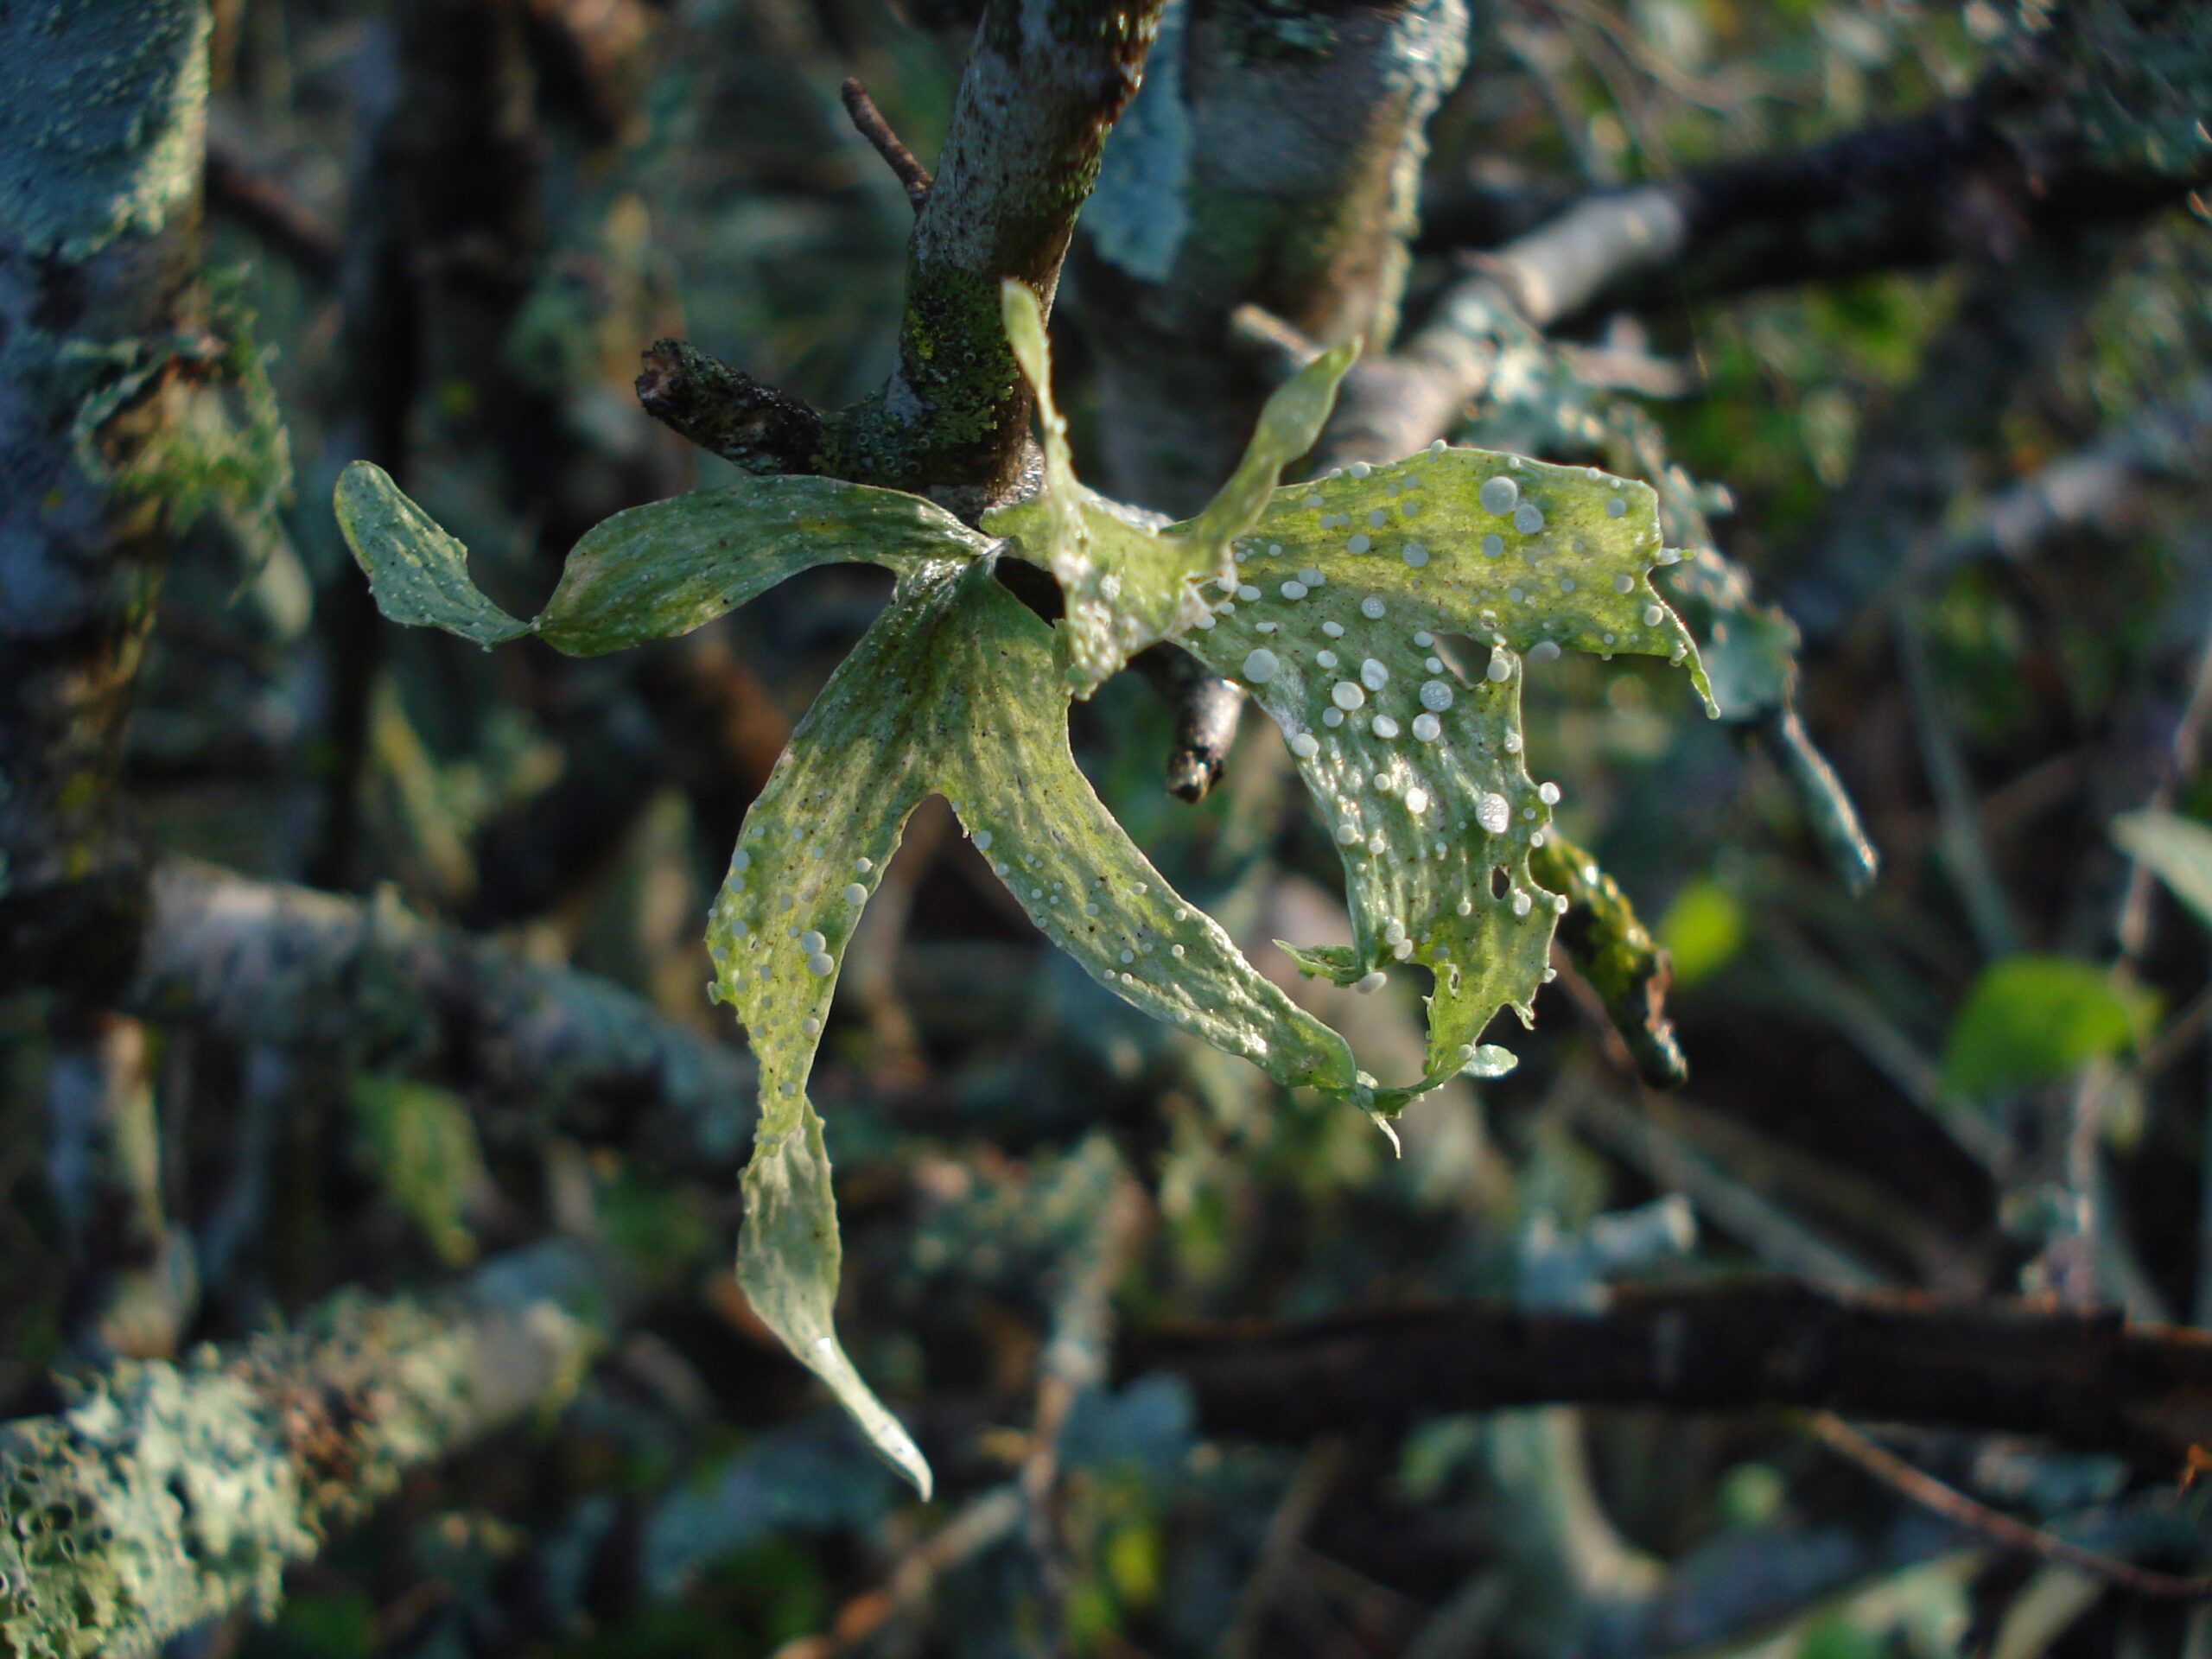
[102,280,294,555]
[817,269,1024,492]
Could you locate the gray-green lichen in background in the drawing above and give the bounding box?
[124,860,756,1172]
[0,1243,611,1659]
[0,1,211,260]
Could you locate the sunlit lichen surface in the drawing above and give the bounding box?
[1179,445,1708,1084]
[335,281,1707,1493]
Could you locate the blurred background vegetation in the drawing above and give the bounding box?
[9,0,2212,1655]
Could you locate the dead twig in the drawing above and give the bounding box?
[204,138,343,283]
[841,76,933,208]
[1216,1439,1351,1659]
[768,1485,1027,1659]
[1810,1414,2212,1600]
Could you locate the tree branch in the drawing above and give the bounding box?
[633,339,830,475]
[119,859,756,1176]
[840,77,933,209]
[1316,187,1686,471]
[1421,53,2209,318]
[1133,644,1246,802]
[46,1010,197,1363]
[0,1241,624,1659]
[1070,0,1471,516]
[843,0,1162,505]
[0,0,213,988]
[640,0,1165,512]
[1135,1277,2212,1467]
[1336,1,2212,475]
[203,135,343,284]
[1809,1413,2212,1599]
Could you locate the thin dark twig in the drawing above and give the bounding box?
[841,77,933,209]
[1809,1414,2212,1600]
[767,1486,1026,1659]
[204,141,343,284]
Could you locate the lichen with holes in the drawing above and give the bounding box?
[334,279,1710,1497]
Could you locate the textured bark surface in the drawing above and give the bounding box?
[635,0,1168,512]
[0,0,212,991]
[0,1243,617,1659]
[830,0,1166,506]
[1071,0,1469,514]
[121,859,756,1173]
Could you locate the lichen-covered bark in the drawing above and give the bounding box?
[1071,0,1468,514]
[0,0,213,991]
[634,0,1168,512]
[0,1242,618,1659]
[120,859,757,1173]
[805,0,1168,510]
[1318,188,1687,471]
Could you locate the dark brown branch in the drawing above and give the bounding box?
[1417,104,1993,302]
[1421,86,2207,321]
[636,339,830,475]
[840,76,932,209]
[1133,1277,2212,1468]
[204,137,343,283]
